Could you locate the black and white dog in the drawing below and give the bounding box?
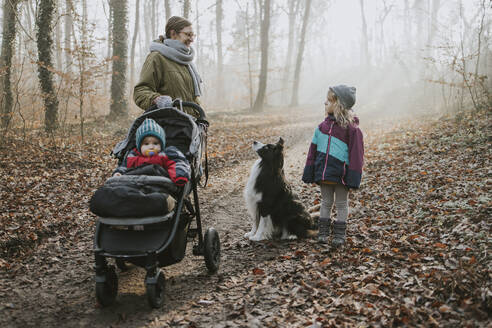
[243,138,315,241]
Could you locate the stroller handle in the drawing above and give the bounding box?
[175,100,207,122]
[146,100,208,125]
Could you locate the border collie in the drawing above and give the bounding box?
[243,138,315,241]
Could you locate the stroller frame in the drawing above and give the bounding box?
[93,101,219,308]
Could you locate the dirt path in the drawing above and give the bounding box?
[0,108,319,328]
[1,107,490,327]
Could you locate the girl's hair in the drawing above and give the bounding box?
[165,16,192,38]
[327,90,355,128]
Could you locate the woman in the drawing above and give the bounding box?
[134,16,202,118]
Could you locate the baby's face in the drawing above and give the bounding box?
[140,136,162,156]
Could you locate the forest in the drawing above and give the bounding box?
[0,0,491,327]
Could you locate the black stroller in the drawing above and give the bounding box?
[91,101,219,308]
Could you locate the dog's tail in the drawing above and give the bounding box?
[288,205,317,239]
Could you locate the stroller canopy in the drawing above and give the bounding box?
[112,107,203,162]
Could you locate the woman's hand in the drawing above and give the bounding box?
[154,95,173,108]
[113,172,122,177]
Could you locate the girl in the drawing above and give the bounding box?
[302,85,364,247]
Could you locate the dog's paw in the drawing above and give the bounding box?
[281,234,298,240]
[249,234,267,241]
[244,231,254,238]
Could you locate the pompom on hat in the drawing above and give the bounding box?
[135,118,166,152]
[329,85,356,109]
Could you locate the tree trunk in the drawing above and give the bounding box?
[54,0,62,71]
[195,0,200,69]
[281,0,299,102]
[376,2,392,65]
[130,0,140,89]
[403,0,410,53]
[1,0,19,130]
[105,0,112,94]
[109,0,128,119]
[414,0,426,52]
[165,0,171,21]
[246,3,253,109]
[151,0,156,37]
[78,0,88,139]
[64,0,73,71]
[183,0,190,19]
[359,0,370,67]
[252,0,271,112]
[36,0,59,132]
[144,1,151,50]
[427,0,440,50]
[215,0,223,100]
[289,0,312,107]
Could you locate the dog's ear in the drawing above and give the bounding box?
[277,137,284,146]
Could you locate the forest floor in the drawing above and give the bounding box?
[0,105,490,327]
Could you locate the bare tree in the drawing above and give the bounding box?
[359,0,370,67]
[195,0,201,69]
[104,0,112,94]
[144,0,151,50]
[245,2,253,108]
[183,0,190,18]
[414,0,426,52]
[427,0,441,50]
[252,0,271,112]
[376,0,393,65]
[109,0,128,120]
[290,0,312,107]
[281,0,300,101]
[151,0,156,37]
[37,0,59,132]
[216,0,223,100]
[1,0,19,130]
[64,0,73,71]
[54,0,62,71]
[165,0,171,21]
[130,0,140,90]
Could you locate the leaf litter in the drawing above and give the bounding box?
[0,107,490,327]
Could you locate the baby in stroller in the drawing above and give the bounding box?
[112,117,190,187]
[90,101,220,309]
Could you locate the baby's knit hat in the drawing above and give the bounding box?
[135,118,166,152]
[330,85,356,109]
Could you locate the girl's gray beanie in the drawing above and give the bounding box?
[330,85,356,109]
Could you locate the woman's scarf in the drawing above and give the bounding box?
[149,39,202,97]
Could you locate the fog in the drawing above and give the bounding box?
[115,0,492,115]
[1,0,491,129]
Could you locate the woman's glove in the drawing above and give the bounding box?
[154,95,173,108]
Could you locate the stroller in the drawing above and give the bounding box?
[92,100,219,308]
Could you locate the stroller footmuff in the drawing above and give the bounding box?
[91,102,220,308]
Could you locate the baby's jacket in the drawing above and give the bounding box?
[115,146,190,186]
[302,115,364,188]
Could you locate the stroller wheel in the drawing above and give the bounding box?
[146,270,166,308]
[204,227,221,274]
[95,265,118,307]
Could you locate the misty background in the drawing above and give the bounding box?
[0,0,490,135]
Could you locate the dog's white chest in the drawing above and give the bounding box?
[244,159,262,207]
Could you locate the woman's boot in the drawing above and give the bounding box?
[318,217,331,243]
[332,221,346,247]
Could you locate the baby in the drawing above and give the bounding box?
[113,118,190,186]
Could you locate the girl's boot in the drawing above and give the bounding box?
[318,217,331,243]
[332,221,346,247]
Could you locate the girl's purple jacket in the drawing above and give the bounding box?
[302,115,364,189]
